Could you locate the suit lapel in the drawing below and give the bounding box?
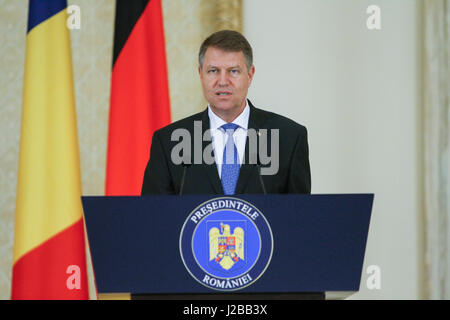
[235,101,266,194]
[200,109,224,194]
[200,101,267,195]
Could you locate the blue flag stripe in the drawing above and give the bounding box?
[27,0,67,33]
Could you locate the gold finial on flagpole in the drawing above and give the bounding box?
[216,0,242,32]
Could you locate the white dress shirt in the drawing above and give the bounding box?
[208,101,249,179]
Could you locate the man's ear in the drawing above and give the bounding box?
[248,65,255,83]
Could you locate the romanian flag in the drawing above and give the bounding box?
[11,0,89,299]
[105,0,171,196]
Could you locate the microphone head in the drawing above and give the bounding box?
[181,161,192,168]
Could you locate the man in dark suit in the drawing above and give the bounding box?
[141,30,310,195]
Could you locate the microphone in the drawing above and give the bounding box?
[252,153,267,195]
[255,130,267,195]
[179,161,191,195]
[256,158,267,195]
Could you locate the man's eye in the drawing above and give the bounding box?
[231,69,239,74]
[208,69,217,73]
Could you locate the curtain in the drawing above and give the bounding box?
[423,0,450,300]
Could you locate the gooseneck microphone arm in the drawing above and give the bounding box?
[256,155,267,195]
[252,130,267,195]
[179,162,191,195]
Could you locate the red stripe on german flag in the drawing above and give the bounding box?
[105,0,171,196]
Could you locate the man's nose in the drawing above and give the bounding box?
[217,71,229,86]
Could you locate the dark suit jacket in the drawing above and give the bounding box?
[141,101,311,195]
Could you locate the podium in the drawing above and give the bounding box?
[82,194,373,300]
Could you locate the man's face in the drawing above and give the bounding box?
[199,47,255,122]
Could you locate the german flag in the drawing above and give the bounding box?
[11,0,89,299]
[105,0,171,196]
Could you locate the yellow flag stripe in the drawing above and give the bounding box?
[13,9,83,264]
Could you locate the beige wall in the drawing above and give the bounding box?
[244,0,424,299]
[0,0,218,300]
[0,0,27,299]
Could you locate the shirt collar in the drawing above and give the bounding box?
[208,100,250,131]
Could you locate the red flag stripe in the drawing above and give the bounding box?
[11,219,89,300]
[106,0,171,195]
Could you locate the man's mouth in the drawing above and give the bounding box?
[216,91,232,96]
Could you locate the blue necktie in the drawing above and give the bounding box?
[221,123,240,195]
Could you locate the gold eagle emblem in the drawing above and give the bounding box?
[209,222,244,270]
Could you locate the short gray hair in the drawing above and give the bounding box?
[198,30,253,70]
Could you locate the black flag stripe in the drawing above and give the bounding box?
[113,0,150,66]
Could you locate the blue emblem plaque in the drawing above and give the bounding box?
[179,197,273,291]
